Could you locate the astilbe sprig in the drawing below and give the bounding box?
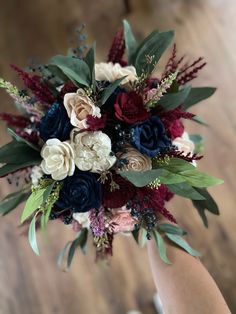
[163,148,203,163]
[162,44,206,85]
[107,28,126,66]
[11,65,56,104]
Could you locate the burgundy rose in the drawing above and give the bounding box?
[103,174,136,208]
[114,92,149,124]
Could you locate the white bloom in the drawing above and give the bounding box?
[73,212,90,228]
[173,132,197,166]
[119,145,152,171]
[30,166,44,186]
[172,131,195,155]
[41,139,75,180]
[64,89,101,129]
[95,62,137,86]
[71,129,116,173]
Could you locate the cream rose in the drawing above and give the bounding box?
[172,132,195,155]
[71,129,116,173]
[64,89,101,129]
[73,212,90,229]
[119,145,152,171]
[41,139,75,180]
[95,62,137,86]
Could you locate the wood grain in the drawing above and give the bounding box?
[0,0,235,313]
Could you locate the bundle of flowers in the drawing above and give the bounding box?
[0,21,223,267]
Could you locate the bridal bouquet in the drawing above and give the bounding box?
[0,21,222,268]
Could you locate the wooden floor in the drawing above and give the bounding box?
[0,0,236,313]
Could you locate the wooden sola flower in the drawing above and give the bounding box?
[0,20,222,268]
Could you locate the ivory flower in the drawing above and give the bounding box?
[64,89,101,129]
[73,212,90,228]
[71,129,116,173]
[95,62,137,85]
[119,145,152,171]
[41,139,75,180]
[172,131,195,155]
[30,166,43,186]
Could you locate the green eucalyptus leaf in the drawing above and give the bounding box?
[57,241,72,269]
[192,188,220,227]
[123,19,138,64]
[189,134,204,154]
[139,228,148,247]
[67,229,88,269]
[167,182,206,200]
[166,233,200,257]
[0,161,40,178]
[0,140,41,164]
[132,228,140,244]
[7,128,40,152]
[183,87,216,110]
[135,30,174,75]
[158,85,191,110]
[153,230,171,264]
[158,224,187,236]
[0,190,30,216]
[21,183,54,223]
[84,42,96,86]
[100,77,126,105]
[181,170,224,188]
[79,228,88,254]
[50,55,91,87]
[28,214,40,256]
[192,116,209,126]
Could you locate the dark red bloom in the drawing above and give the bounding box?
[168,119,184,139]
[107,28,126,66]
[87,114,107,131]
[0,113,30,129]
[59,81,77,98]
[103,174,136,208]
[11,65,55,104]
[114,92,149,124]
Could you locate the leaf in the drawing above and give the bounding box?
[7,128,40,152]
[189,134,204,154]
[158,85,191,110]
[57,241,72,269]
[182,87,216,110]
[167,182,206,200]
[153,230,171,264]
[28,214,40,255]
[79,228,88,254]
[192,188,220,228]
[100,77,126,105]
[50,55,91,87]
[192,116,209,126]
[84,42,96,86]
[21,183,54,223]
[165,233,200,257]
[135,30,174,75]
[0,161,40,178]
[0,190,30,216]
[181,170,224,188]
[138,228,148,247]
[0,140,41,164]
[120,168,183,187]
[132,228,140,244]
[123,19,138,64]
[158,224,187,236]
[67,229,88,270]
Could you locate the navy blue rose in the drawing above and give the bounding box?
[130,116,171,157]
[56,171,102,213]
[39,103,73,142]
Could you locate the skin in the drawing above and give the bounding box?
[147,223,231,314]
